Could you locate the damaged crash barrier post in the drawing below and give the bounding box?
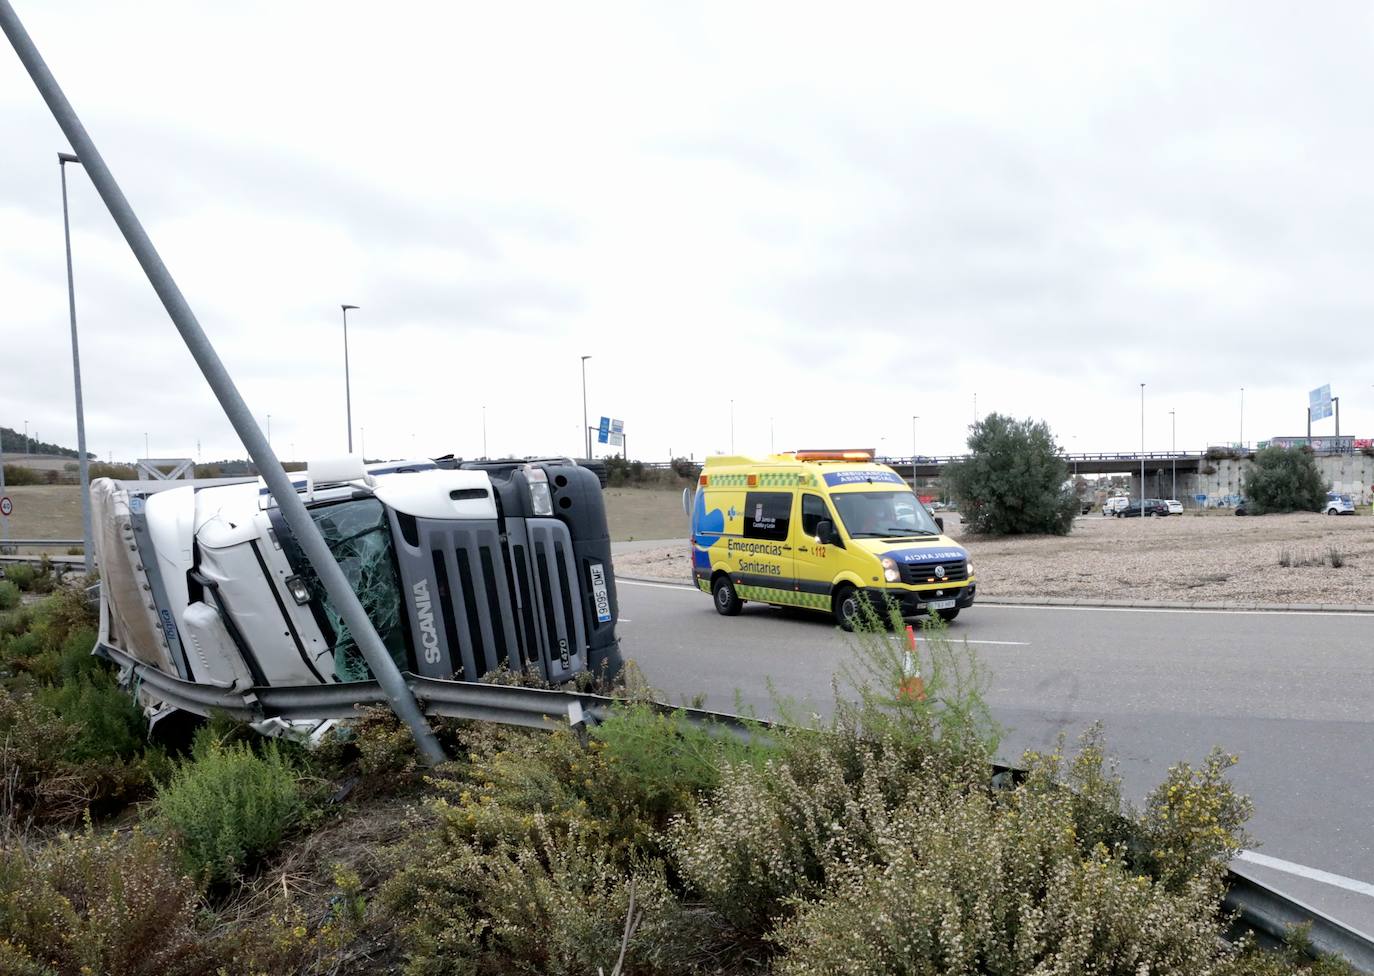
[0,0,446,762]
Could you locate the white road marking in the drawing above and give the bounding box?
[618,618,632,623]
[1237,851,1374,898]
[959,639,1030,646]
[980,603,1373,618]
[618,580,1371,618]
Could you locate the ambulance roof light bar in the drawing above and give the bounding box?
[793,449,875,461]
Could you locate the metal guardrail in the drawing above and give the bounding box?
[0,538,83,547]
[93,637,1374,971]
[1226,865,1374,971]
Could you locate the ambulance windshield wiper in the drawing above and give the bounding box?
[880,529,939,538]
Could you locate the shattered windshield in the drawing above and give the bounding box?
[295,498,409,682]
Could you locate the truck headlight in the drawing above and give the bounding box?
[284,575,311,605]
[526,466,554,516]
[881,557,900,583]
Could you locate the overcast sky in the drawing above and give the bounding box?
[3,1,1373,465]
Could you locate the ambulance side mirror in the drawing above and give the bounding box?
[935,516,944,532]
[816,520,839,546]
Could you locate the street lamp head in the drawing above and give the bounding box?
[341,304,359,312]
[581,354,591,362]
[57,151,79,165]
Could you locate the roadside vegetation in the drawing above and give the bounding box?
[944,413,1079,536]
[1243,446,1330,515]
[604,455,700,488]
[0,584,1355,974]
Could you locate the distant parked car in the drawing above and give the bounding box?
[1119,498,1169,518]
[1164,499,1184,515]
[1325,492,1355,515]
[1103,496,1129,516]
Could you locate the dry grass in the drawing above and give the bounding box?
[604,487,690,543]
[0,485,83,541]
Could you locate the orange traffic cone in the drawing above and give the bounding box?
[898,624,926,701]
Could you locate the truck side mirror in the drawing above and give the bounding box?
[816,520,840,546]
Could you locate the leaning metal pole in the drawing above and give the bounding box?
[59,152,94,575]
[0,1,445,763]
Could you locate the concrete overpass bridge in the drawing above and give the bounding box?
[883,451,1212,480]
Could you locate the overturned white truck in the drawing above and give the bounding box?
[92,456,622,725]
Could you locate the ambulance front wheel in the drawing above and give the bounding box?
[832,584,861,631]
[712,576,743,616]
[936,608,960,622]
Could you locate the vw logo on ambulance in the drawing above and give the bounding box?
[689,449,975,629]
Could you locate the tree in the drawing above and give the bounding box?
[944,413,1077,535]
[1242,446,1328,514]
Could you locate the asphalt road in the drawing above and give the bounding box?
[614,576,1374,937]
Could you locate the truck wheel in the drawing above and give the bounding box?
[712,576,743,616]
[937,608,960,622]
[832,584,861,631]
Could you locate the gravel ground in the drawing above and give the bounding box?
[615,512,1374,606]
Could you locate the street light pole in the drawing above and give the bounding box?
[59,150,92,573]
[144,431,149,458]
[1139,383,1145,517]
[730,399,735,454]
[911,415,919,485]
[580,355,591,459]
[482,405,488,459]
[23,420,28,454]
[1239,387,1244,449]
[341,305,358,453]
[1170,408,1176,502]
[266,413,272,446]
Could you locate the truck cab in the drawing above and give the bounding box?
[93,456,621,711]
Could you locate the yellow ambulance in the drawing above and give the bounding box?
[689,449,976,628]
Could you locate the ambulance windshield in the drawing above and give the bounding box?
[832,490,941,538]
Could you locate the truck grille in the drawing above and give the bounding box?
[394,516,586,683]
[899,559,968,585]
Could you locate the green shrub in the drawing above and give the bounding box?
[5,564,36,592]
[155,735,305,884]
[0,689,157,825]
[944,413,1079,535]
[590,702,770,826]
[1243,446,1328,514]
[0,581,19,612]
[771,785,1230,975]
[0,826,208,976]
[2,465,42,486]
[37,673,147,764]
[386,818,707,976]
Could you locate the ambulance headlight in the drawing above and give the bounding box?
[881,557,900,583]
[526,467,554,516]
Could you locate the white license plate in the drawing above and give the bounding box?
[590,563,612,623]
[927,599,956,610]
